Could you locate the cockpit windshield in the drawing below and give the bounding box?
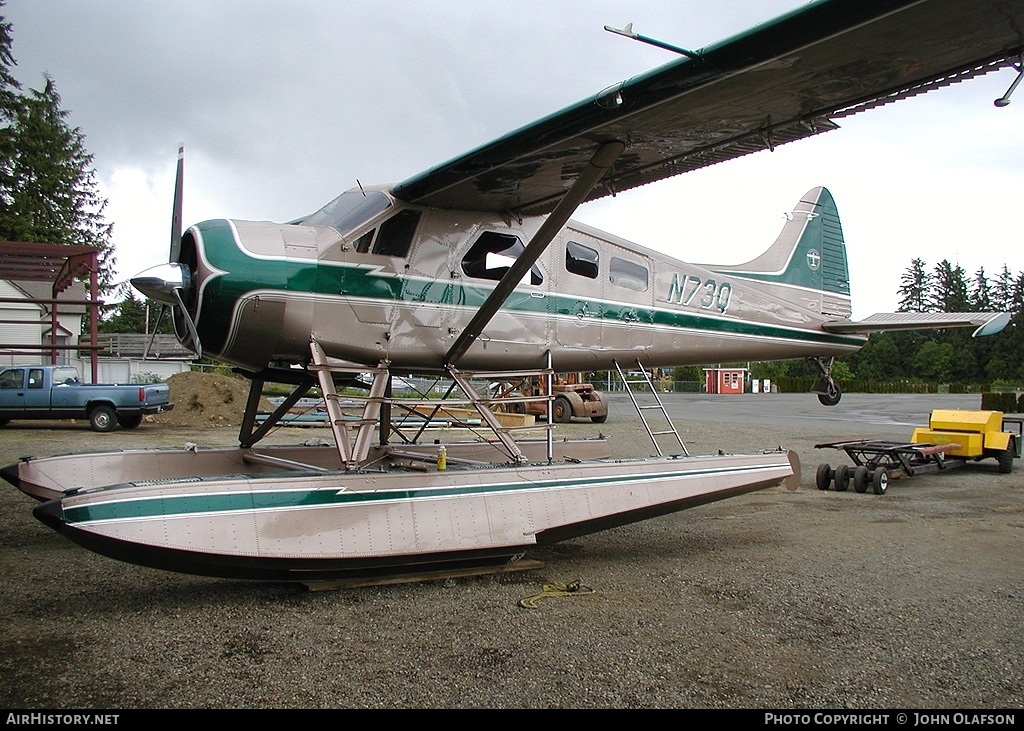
[301,190,392,236]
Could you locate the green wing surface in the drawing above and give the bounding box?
[392,0,1023,216]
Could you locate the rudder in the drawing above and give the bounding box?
[711,187,851,317]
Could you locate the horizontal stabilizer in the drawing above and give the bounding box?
[822,312,1011,338]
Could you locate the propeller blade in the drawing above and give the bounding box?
[142,305,167,361]
[173,288,202,358]
[169,144,184,262]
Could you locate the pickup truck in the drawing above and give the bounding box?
[0,364,173,432]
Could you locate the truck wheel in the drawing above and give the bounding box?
[854,466,869,493]
[872,468,889,495]
[551,396,573,424]
[834,464,850,491]
[815,463,832,491]
[89,405,117,433]
[119,414,144,430]
[591,414,608,423]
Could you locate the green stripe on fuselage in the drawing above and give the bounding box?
[194,220,864,357]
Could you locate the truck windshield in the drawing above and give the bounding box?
[300,190,392,237]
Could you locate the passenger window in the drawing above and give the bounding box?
[610,256,648,291]
[461,232,543,285]
[371,209,421,257]
[28,369,43,388]
[566,241,599,279]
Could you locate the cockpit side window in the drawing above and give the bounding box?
[371,209,421,257]
[461,232,543,286]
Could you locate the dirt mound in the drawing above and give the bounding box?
[153,371,273,428]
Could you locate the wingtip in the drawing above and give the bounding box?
[973,312,1012,338]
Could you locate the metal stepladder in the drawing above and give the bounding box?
[613,359,688,457]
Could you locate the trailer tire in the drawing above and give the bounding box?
[834,464,850,492]
[89,405,117,433]
[997,444,1014,474]
[872,468,889,495]
[815,463,832,491]
[854,466,869,493]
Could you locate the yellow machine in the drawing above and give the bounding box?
[815,408,1019,495]
[911,410,1020,474]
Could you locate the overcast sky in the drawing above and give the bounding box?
[4,0,1022,319]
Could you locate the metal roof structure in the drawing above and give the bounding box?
[0,241,103,381]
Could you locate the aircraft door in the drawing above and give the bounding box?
[556,238,603,357]
[602,245,654,355]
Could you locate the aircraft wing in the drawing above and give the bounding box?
[392,0,1023,215]
[822,312,1012,338]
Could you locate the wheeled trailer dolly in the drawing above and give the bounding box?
[813,439,963,495]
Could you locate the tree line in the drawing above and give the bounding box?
[841,258,1024,385]
[0,2,116,293]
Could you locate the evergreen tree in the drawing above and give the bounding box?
[0,75,116,294]
[896,258,931,312]
[98,285,174,335]
[0,2,23,200]
[992,265,1015,313]
[970,267,992,312]
[930,259,970,312]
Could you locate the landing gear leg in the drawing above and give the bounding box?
[809,357,842,406]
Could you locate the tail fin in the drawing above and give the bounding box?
[712,187,852,317]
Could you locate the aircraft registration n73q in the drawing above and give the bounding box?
[7,0,1021,583]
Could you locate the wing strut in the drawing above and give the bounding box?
[445,140,625,365]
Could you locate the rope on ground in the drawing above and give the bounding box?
[518,579,595,609]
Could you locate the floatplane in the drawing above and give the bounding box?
[4,0,1019,584]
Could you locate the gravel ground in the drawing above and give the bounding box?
[1,393,1022,709]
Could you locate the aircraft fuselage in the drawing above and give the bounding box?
[172,186,865,374]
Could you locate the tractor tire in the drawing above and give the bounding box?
[551,396,573,424]
[997,445,1014,474]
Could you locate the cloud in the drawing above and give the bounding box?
[4,0,1022,319]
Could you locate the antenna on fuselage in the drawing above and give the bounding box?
[603,22,701,59]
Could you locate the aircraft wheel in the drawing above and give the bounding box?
[872,468,889,495]
[817,382,842,406]
[89,405,117,433]
[551,396,573,424]
[834,464,850,492]
[853,466,870,493]
[815,463,832,491]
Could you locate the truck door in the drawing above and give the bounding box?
[23,368,49,413]
[0,367,26,410]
